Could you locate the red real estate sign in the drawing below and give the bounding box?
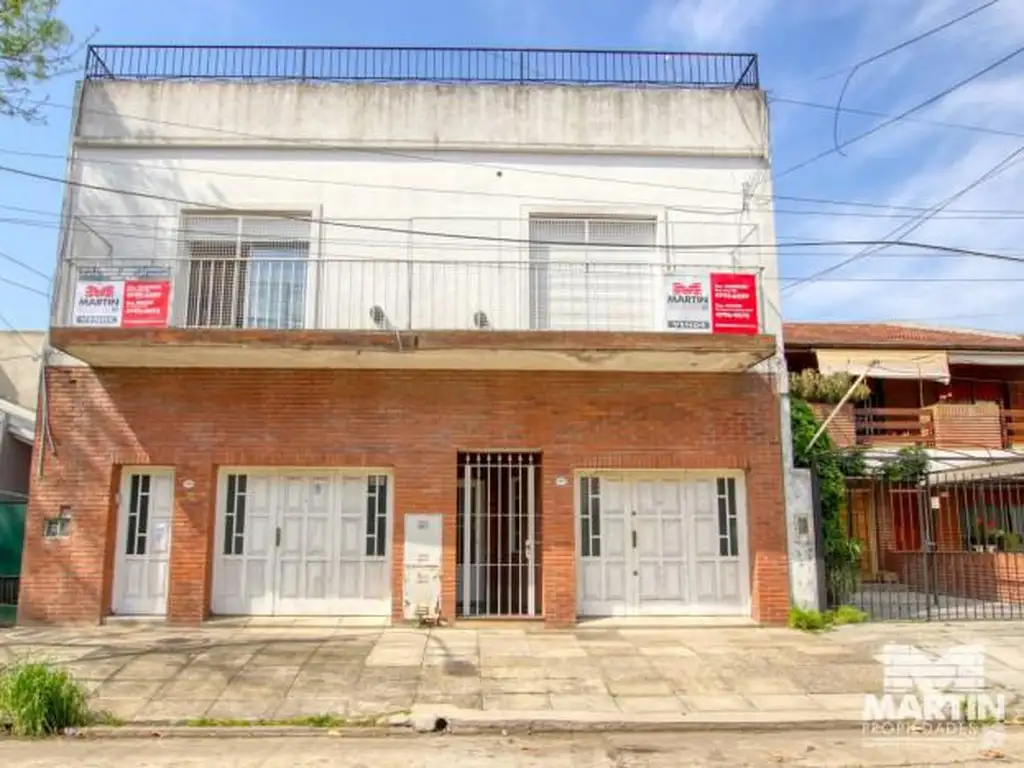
[121,280,171,328]
[709,273,759,335]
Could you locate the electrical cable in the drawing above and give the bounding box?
[775,45,1024,180]
[830,0,1002,156]
[13,151,1024,221]
[783,142,1024,294]
[4,160,1024,264]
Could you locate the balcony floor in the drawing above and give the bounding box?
[49,328,777,372]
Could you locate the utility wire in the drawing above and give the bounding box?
[0,249,50,282]
[775,45,1024,179]
[8,208,1024,260]
[13,151,1024,221]
[831,0,1002,156]
[26,97,1024,215]
[770,95,1024,143]
[783,142,1024,294]
[4,160,1024,264]
[0,276,48,299]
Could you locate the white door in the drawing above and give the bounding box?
[211,471,391,616]
[577,474,748,617]
[113,470,174,616]
[274,475,334,614]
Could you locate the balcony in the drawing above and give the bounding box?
[855,408,935,447]
[820,404,1024,450]
[84,45,760,89]
[1005,410,1024,449]
[50,256,776,372]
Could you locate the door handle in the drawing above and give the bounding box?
[631,530,637,548]
[275,527,281,547]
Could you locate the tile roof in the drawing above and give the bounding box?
[783,322,1024,351]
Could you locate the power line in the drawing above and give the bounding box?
[0,308,45,359]
[0,276,48,299]
[769,95,1024,143]
[0,249,51,282]
[13,152,1024,222]
[4,160,1024,265]
[783,142,1024,294]
[7,208,1024,261]
[28,96,1024,216]
[775,45,1024,180]
[831,0,1002,156]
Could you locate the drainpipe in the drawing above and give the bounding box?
[806,363,876,452]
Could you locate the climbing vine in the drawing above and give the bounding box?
[791,397,861,605]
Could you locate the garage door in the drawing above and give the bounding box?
[211,471,391,616]
[577,474,749,617]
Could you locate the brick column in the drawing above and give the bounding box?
[167,464,215,625]
[542,457,576,627]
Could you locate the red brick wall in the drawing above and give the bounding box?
[810,403,857,448]
[20,367,789,626]
[930,403,1004,450]
[887,553,1024,603]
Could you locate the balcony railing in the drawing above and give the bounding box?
[849,406,1024,450]
[855,408,935,447]
[58,257,766,335]
[1004,410,1024,448]
[83,45,760,89]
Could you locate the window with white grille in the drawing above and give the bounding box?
[528,216,658,331]
[182,214,311,329]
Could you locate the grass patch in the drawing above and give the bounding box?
[788,605,868,632]
[0,662,92,737]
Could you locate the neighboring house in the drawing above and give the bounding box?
[783,321,1024,618]
[22,46,790,626]
[0,331,42,503]
[784,321,1024,453]
[0,331,41,622]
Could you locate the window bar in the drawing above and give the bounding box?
[526,457,536,617]
[462,461,471,616]
[231,220,243,328]
[484,453,491,618]
[514,454,523,616]
[971,475,982,620]
[498,452,505,616]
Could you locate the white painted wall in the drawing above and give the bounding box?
[60,81,782,339]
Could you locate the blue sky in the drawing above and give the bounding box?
[2,0,1023,332]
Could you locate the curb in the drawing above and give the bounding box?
[60,712,874,739]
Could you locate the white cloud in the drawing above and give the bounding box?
[751,1,1024,332]
[640,0,776,47]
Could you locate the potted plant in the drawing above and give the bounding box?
[969,514,1002,553]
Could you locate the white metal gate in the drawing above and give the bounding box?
[112,470,175,616]
[577,474,749,617]
[211,470,391,616]
[456,452,540,617]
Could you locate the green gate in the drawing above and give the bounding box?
[0,502,26,625]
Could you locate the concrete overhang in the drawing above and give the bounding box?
[49,328,778,373]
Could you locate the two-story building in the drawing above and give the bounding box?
[20,45,791,627]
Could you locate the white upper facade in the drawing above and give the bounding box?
[55,46,781,339]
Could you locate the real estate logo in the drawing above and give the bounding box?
[862,644,1005,748]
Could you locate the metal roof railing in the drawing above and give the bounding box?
[83,45,760,89]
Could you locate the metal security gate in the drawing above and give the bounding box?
[456,452,541,618]
[826,455,1024,621]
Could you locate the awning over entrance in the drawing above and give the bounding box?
[948,351,1024,367]
[814,349,950,383]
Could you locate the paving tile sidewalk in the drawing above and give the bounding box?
[1,620,1022,724]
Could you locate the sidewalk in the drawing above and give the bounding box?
[1,619,1022,725]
